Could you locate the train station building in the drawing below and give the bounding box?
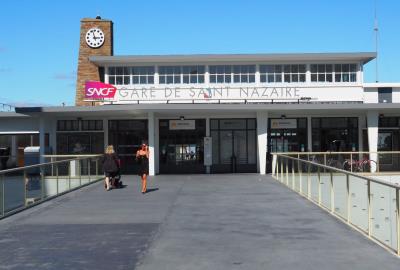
[1,17,400,175]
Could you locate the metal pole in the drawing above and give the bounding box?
[350,153,353,173]
[330,171,334,213]
[286,158,289,186]
[347,174,351,224]
[56,163,59,195]
[88,159,91,182]
[368,180,372,237]
[324,153,327,166]
[1,175,4,216]
[299,159,303,195]
[79,160,82,187]
[307,163,311,199]
[318,166,321,206]
[291,159,295,190]
[396,188,400,256]
[280,158,284,183]
[40,167,45,201]
[23,170,27,206]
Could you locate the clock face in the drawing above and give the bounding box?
[85,28,105,48]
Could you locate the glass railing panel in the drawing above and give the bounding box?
[3,169,25,214]
[293,159,301,192]
[319,168,331,209]
[349,175,368,231]
[370,182,398,250]
[309,164,319,202]
[333,171,347,219]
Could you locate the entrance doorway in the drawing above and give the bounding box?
[108,120,148,174]
[211,119,257,173]
[159,119,206,174]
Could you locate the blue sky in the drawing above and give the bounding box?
[0,0,399,106]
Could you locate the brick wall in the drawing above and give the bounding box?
[75,18,113,106]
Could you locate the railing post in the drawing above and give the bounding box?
[1,175,4,216]
[330,171,334,213]
[367,180,372,237]
[78,159,82,187]
[377,152,380,173]
[280,158,283,183]
[299,159,303,194]
[307,163,311,199]
[88,159,91,182]
[396,188,400,256]
[324,153,327,166]
[285,158,289,186]
[291,159,295,190]
[346,174,351,224]
[68,162,71,191]
[56,163,59,195]
[40,167,45,201]
[276,156,279,180]
[23,170,27,206]
[318,166,321,206]
[350,153,353,173]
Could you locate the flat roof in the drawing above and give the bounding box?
[14,102,400,117]
[89,52,376,65]
[363,83,400,88]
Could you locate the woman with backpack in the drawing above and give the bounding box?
[102,145,120,191]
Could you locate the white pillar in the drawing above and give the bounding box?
[39,117,45,164]
[367,111,379,172]
[205,117,211,174]
[257,111,268,175]
[11,135,17,166]
[103,119,109,150]
[307,116,312,151]
[148,112,155,176]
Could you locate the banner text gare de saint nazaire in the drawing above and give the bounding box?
[84,81,303,101]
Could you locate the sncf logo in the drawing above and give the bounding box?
[85,81,117,99]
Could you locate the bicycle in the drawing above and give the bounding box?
[343,157,377,172]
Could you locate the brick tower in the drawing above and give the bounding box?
[75,17,113,106]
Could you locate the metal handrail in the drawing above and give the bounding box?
[272,153,400,257]
[274,151,400,155]
[276,154,400,189]
[0,157,91,175]
[43,154,102,157]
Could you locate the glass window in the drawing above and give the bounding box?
[182,66,205,84]
[108,66,130,85]
[57,120,79,131]
[209,65,232,84]
[232,65,256,83]
[131,66,155,84]
[334,64,357,82]
[310,64,333,82]
[260,65,282,83]
[283,64,306,83]
[81,120,103,131]
[159,66,182,84]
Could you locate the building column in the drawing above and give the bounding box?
[148,112,155,176]
[307,116,312,152]
[39,117,45,164]
[367,111,379,172]
[257,111,268,175]
[103,119,109,149]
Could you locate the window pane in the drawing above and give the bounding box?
[148,76,154,84]
[311,74,317,82]
[311,64,317,73]
[234,75,240,83]
[210,75,216,83]
[276,74,282,82]
[109,76,115,84]
[260,74,266,82]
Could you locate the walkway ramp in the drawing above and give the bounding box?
[0,174,399,270]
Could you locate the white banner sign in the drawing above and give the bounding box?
[271,119,297,129]
[169,120,195,130]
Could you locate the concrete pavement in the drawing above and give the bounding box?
[0,174,399,269]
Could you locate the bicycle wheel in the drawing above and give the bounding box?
[362,160,377,172]
[343,160,351,171]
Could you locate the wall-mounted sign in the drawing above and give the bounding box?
[169,120,195,130]
[84,83,364,103]
[85,81,116,99]
[271,119,297,129]
[204,137,212,166]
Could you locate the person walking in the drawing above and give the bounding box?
[136,142,149,194]
[102,145,119,191]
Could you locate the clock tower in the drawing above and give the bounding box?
[75,17,113,106]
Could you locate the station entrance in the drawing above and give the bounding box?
[159,119,206,174]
